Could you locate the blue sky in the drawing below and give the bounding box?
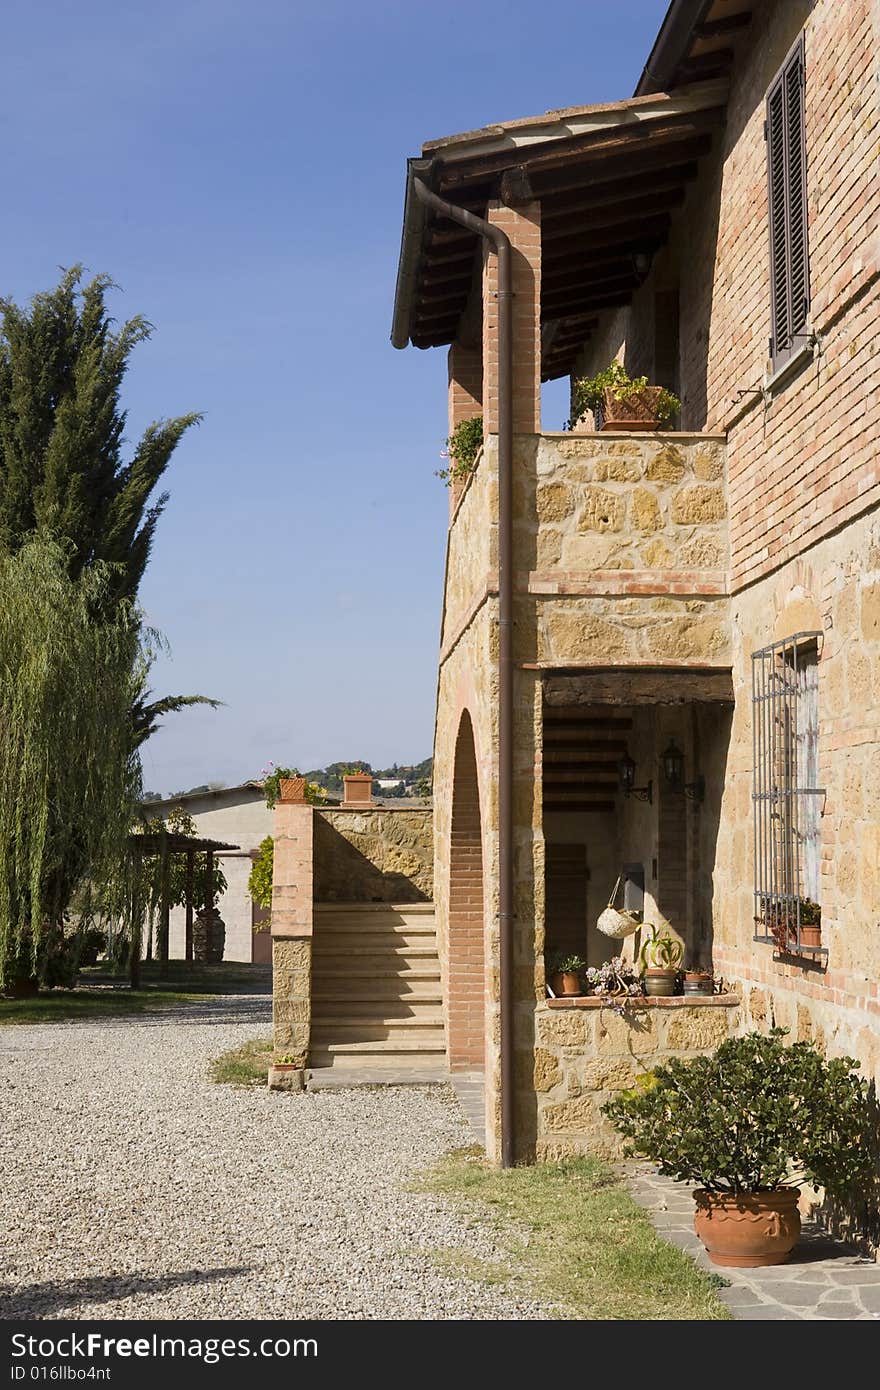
[3,0,667,794]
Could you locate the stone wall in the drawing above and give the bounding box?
[710,508,880,1092]
[313,808,432,903]
[533,997,742,1161]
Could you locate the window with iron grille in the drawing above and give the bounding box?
[765,33,810,371]
[752,634,825,954]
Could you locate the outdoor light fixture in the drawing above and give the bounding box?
[662,740,705,803]
[617,753,652,804]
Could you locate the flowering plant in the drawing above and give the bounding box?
[259,762,327,809]
[584,956,643,999]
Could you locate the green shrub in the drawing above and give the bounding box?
[437,415,483,487]
[567,362,680,430]
[604,1029,875,1195]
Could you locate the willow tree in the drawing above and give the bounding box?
[0,540,143,988]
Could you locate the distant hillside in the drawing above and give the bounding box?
[302,757,432,797]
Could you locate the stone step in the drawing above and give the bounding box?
[311,943,439,959]
[310,964,441,981]
[314,902,435,916]
[313,930,437,947]
[309,1039,447,1067]
[310,1015,444,1036]
[311,990,443,1008]
[314,919,437,934]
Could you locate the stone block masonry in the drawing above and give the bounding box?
[533,996,741,1161]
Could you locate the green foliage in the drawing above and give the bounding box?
[437,415,483,487]
[0,267,201,604]
[248,836,274,913]
[209,1037,273,1086]
[259,763,328,810]
[546,951,586,976]
[637,926,684,972]
[135,805,228,911]
[604,1029,876,1195]
[0,539,142,989]
[567,362,680,430]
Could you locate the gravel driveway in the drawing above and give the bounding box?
[0,993,552,1320]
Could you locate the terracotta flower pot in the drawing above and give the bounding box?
[643,968,677,996]
[797,924,822,949]
[550,970,583,996]
[278,777,306,803]
[600,385,664,431]
[693,1189,801,1267]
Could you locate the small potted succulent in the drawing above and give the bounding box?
[604,1029,874,1267]
[683,965,715,997]
[268,1053,305,1092]
[545,951,586,997]
[584,956,644,1000]
[637,926,684,995]
[567,362,680,432]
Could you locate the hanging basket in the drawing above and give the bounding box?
[596,876,641,940]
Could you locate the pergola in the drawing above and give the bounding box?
[127,831,238,987]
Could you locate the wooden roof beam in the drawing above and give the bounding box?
[543,188,685,242]
[545,213,671,259]
[437,107,726,188]
[528,134,712,197]
[541,163,698,222]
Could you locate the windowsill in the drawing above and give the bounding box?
[545,993,740,1009]
[763,335,816,398]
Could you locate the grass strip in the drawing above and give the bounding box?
[209,1037,274,1086]
[416,1149,731,1321]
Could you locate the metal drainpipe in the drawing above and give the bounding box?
[412,178,516,1168]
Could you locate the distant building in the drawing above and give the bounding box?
[142,782,272,963]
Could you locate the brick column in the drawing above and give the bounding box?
[482,200,541,435]
[270,799,314,1080]
[447,343,483,517]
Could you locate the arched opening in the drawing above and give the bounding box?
[447,712,486,1072]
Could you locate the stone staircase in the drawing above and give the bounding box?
[308,902,446,1070]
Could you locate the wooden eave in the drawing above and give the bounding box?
[394,81,730,380]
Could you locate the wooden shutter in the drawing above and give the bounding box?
[766,34,809,363]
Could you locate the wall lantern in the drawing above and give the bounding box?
[662,740,705,803]
[618,753,652,804]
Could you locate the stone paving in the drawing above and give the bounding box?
[626,1163,880,1320]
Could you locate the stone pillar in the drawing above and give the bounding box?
[482,200,541,435]
[271,800,314,1079]
[447,342,483,518]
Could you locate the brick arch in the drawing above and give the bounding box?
[447,711,486,1072]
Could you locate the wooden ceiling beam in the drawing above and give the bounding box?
[694,12,751,41]
[545,213,671,260]
[528,134,712,198]
[541,163,698,222]
[437,107,726,188]
[543,188,685,242]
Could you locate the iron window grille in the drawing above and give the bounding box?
[752,632,825,954]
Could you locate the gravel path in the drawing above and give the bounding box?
[1,994,553,1320]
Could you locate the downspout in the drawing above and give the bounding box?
[412,177,516,1169]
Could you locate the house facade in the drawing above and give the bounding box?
[145,783,273,962]
[390,0,880,1170]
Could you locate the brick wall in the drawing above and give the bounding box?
[447,714,486,1070]
[483,201,541,434]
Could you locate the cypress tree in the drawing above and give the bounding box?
[0,265,199,603]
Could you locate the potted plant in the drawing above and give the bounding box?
[604,1029,874,1267]
[584,956,643,1001]
[268,1053,305,1092]
[683,966,715,996]
[637,926,684,995]
[545,951,586,996]
[567,362,680,432]
[759,896,822,953]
